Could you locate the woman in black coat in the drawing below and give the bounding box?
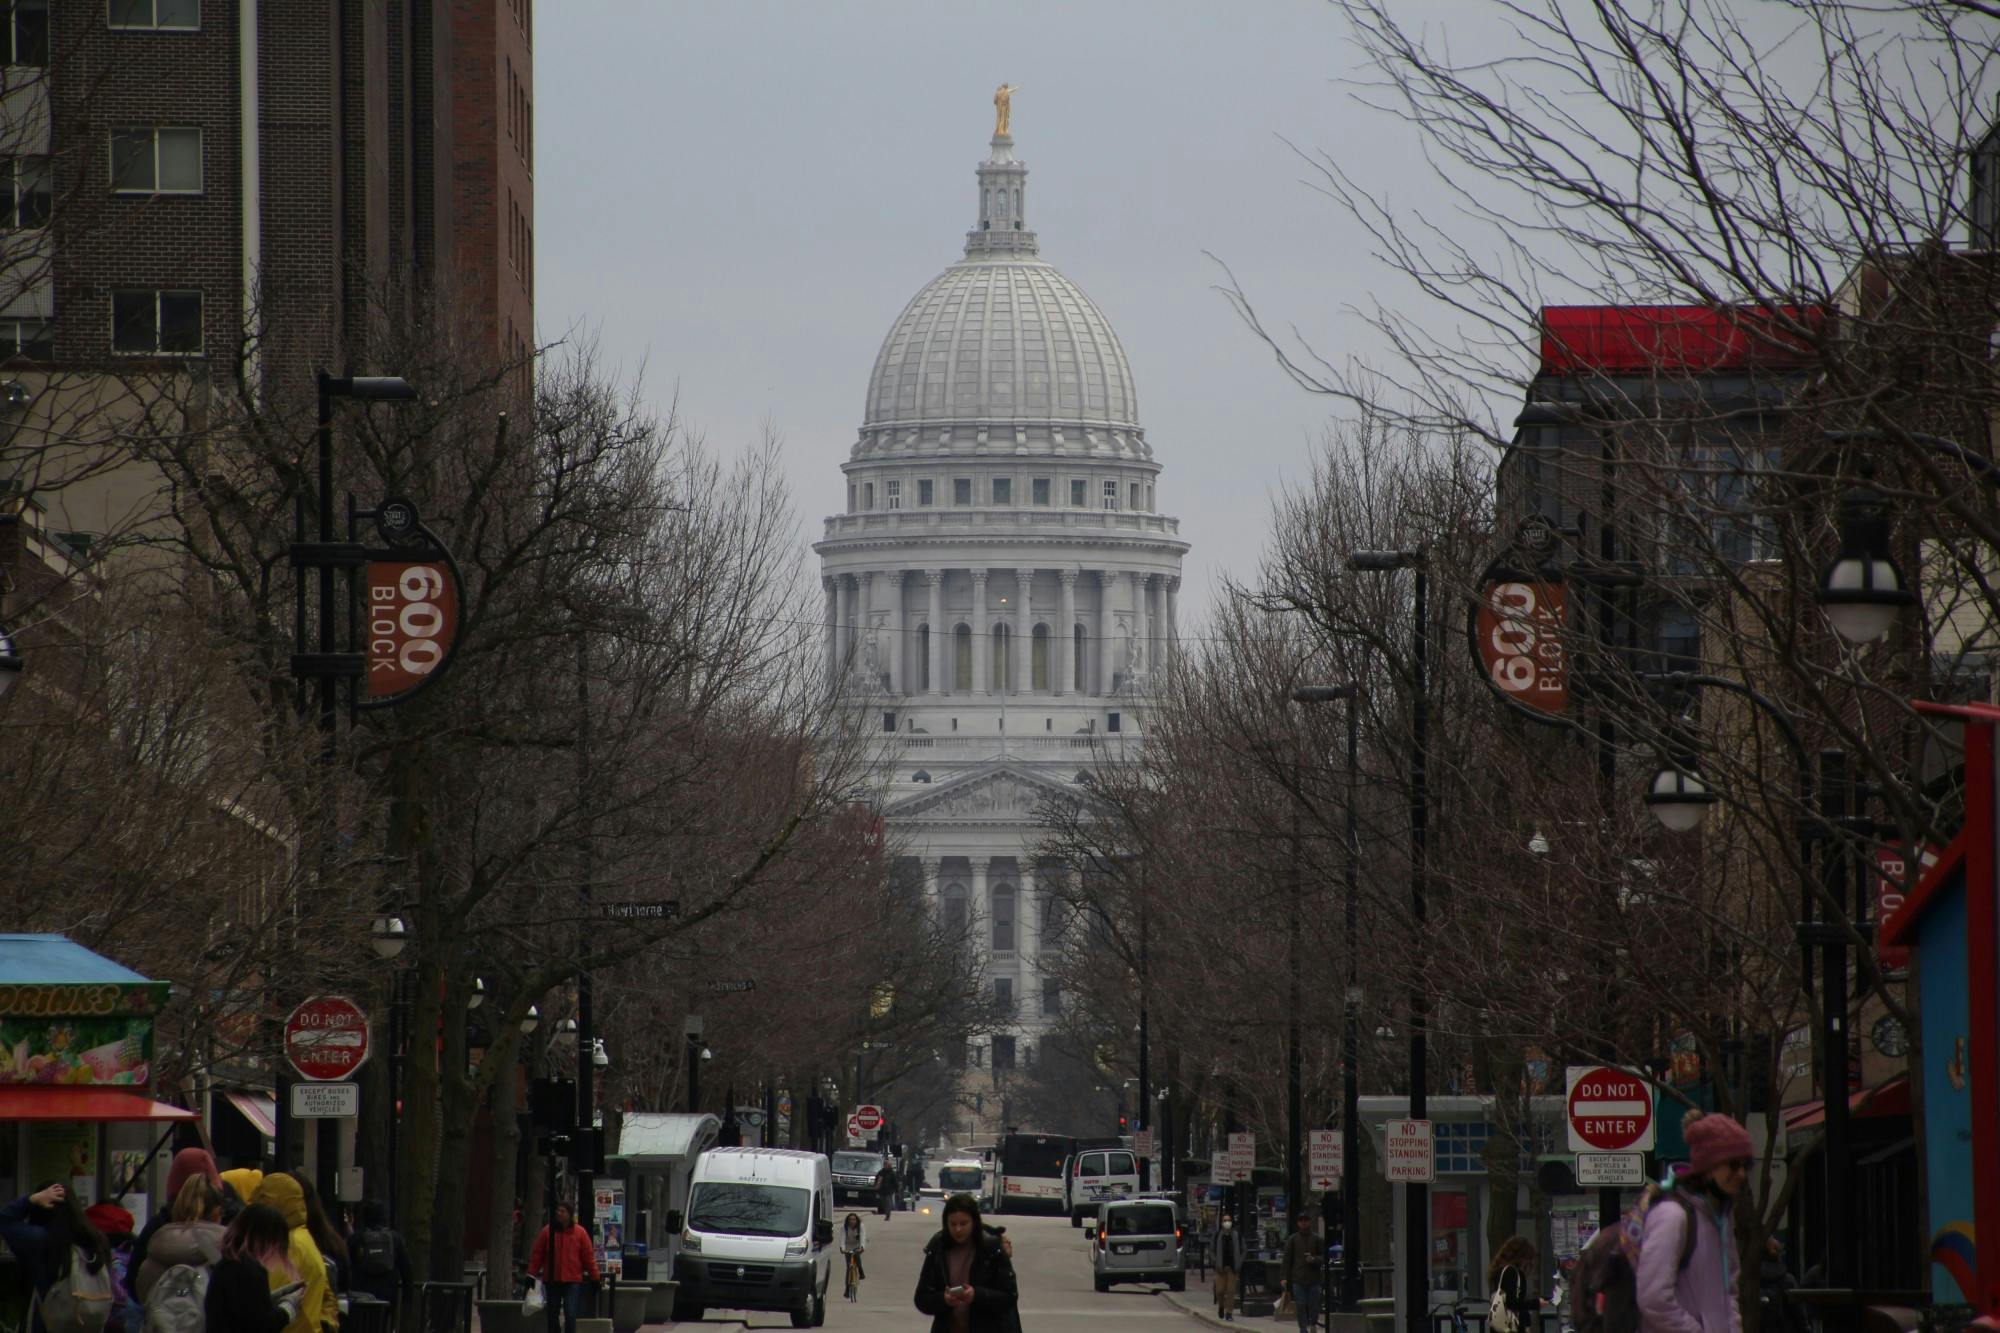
[913,1194,1017,1333]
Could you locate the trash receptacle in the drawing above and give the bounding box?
[420,1281,476,1333]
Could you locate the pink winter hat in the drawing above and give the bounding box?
[166,1147,222,1199]
[1683,1111,1753,1175]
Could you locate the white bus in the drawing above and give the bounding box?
[993,1132,1075,1214]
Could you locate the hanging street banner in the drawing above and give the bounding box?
[1466,517,1572,727]
[365,560,460,701]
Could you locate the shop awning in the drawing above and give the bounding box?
[224,1089,277,1139]
[1783,1075,1911,1129]
[0,1089,197,1122]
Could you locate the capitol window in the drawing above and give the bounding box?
[954,478,973,505]
[992,477,1011,505]
[1102,480,1118,511]
[1031,624,1049,689]
[1130,482,1140,510]
[886,479,901,509]
[863,482,875,509]
[1070,479,1086,507]
[1033,478,1050,505]
[919,479,935,506]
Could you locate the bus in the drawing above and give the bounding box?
[993,1131,1076,1214]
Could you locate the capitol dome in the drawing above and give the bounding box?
[856,132,1144,443]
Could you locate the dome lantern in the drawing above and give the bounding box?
[966,131,1037,259]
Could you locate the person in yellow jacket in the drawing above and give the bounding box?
[220,1167,264,1216]
[252,1173,334,1333]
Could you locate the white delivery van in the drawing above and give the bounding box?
[671,1147,834,1327]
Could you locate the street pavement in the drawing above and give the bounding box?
[683,1205,1209,1330]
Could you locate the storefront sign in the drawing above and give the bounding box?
[0,983,167,1017]
[0,1015,153,1085]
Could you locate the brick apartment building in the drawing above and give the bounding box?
[0,0,533,542]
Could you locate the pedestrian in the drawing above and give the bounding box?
[0,1182,115,1333]
[287,1175,347,1315]
[1280,1211,1325,1333]
[131,1150,224,1285]
[527,1202,601,1333]
[1757,1236,1807,1333]
[876,1162,897,1219]
[1212,1214,1244,1322]
[840,1214,867,1301]
[347,1201,410,1324]
[205,1203,307,1333]
[1489,1236,1539,1333]
[133,1176,227,1303]
[82,1205,137,1333]
[1636,1110,1754,1333]
[913,1193,1018,1333]
[248,1174,329,1333]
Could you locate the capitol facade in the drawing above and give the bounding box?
[815,120,1187,1136]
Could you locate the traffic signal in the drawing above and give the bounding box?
[1117,1113,1129,1132]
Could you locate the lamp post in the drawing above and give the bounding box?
[370,914,411,1229]
[1343,549,1428,1333]
[1292,683,1364,1315]
[0,622,21,699]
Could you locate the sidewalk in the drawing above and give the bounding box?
[1159,1266,1287,1329]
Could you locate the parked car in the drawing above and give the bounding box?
[1087,1196,1186,1292]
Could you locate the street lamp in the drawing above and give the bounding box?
[468,977,486,1010]
[1643,762,1717,834]
[1291,681,1364,1312]
[591,1038,610,1070]
[369,915,408,960]
[520,1005,540,1037]
[1344,546,1430,1333]
[0,623,21,700]
[1815,479,1911,645]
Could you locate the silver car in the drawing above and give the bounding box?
[1087,1196,1186,1292]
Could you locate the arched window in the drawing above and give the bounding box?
[991,883,1016,952]
[1031,624,1050,691]
[1013,188,1021,225]
[912,770,932,784]
[954,624,973,691]
[917,624,930,691]
[943,882,968,935]
[1074,624,1087,692]
[991,623,1011,691]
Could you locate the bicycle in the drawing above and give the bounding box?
[843,1249,863,1302]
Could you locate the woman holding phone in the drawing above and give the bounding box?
[206,1204,309,1333]
[913,1194,1017,1333]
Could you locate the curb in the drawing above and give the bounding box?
[1161,1287,1279,1329]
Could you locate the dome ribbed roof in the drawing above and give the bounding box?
[862,259,1140,431]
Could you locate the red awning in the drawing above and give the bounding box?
[1783,1075,1911,1129]
[0,1089,198,1122]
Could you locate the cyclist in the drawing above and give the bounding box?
[840,1213,867,1301]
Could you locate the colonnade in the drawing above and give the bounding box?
[823,565,1180,697]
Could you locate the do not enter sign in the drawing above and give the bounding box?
[1566,1066,1654,1153]
[285,996,372,1082]
[851,1104,884,1133]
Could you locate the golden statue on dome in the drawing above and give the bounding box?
[993,83,1018,137]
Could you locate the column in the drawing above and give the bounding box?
[1096,570,1117,695]
[1146,575,1164,673]
[822,576,839,690]
[1019,862,1040,1007]
[926,570,946,696]
[921,857,942,915]
[970,857,991,958]
[971,569,990,694]
[1056,571,1078,697]
[883,570,905,696]
[835,575,855,683]
[1165,576,1181,665]
[1014,569,1033,695]
[1129,570,1149,671]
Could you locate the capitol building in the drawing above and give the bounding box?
[815,113,1187,1136]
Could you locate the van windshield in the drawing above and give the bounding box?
[938,1166,983,1191]
[1108,1205,1176,1236]
[687,1183,811,1238]
[832,1153,883,1175]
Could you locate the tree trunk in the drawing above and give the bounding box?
[485,1048,521,1299]
[429,978,474,1281]
[399,951,445,1283]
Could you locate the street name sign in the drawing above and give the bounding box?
[1575,1152,1645,1187]
[706,979,756,993]
[284,995,371,1081]
[1384,1120,1434,1183]
[1567,1066,1656,1153]
[1308,1130,1343,1189]
[291,1082,360,1119]
[597,901,681,921]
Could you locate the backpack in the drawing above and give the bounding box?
[38,1247,116,1333]
[1572,1186,1701,1333]
[140,1264,209,1333]
[355,1229,397,1280]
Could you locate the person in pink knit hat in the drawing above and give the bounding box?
[1637,1110,1754,1333]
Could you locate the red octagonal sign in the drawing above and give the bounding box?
[1566,1066,1654,1153]
[851,1104,884,1133]
[285,996,371,1082]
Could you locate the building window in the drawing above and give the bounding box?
[110,128,202,194]
[885,479,901,509]
[992,477,1012,505]
[1433,1122,1493,1174]
[0,318,52,361]
[954,624,973,690]
[1146,485,1154,510]
[991,885,1015,952]
[1130,482,1141,510]
[993,977,1014,1015]
[1042,977,1062,1015]
[863,481,875,509]
[942,882,968,935]
[1033,478,1050,505]
[111,290,201,355]
[954,477,973,505]
[882,711,897,733]
[0,157,49,228]
[1070,478,1086,507]
[991,622,1010,690]
[1031,624,1049,690]
[1106,711,1121,734]
[1102,480,1118,511]
[847,483,856,511]
[107,0,198,29]
[919,478,935,506]
[6,0,47,64]
[991,1034,1016,1071]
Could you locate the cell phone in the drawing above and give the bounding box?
[947,1285,968,1295]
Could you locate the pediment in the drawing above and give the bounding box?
[882,763,1080,823]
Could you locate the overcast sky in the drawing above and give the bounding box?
[533,2,1565,624]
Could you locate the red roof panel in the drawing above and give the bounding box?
[1538,305,1827,376]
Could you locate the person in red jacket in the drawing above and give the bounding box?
[527,1202,601,1333]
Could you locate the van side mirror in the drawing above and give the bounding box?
[665,1211,683,1233]
[813,1220,835,1245]
[1084,1225,1097,1240]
